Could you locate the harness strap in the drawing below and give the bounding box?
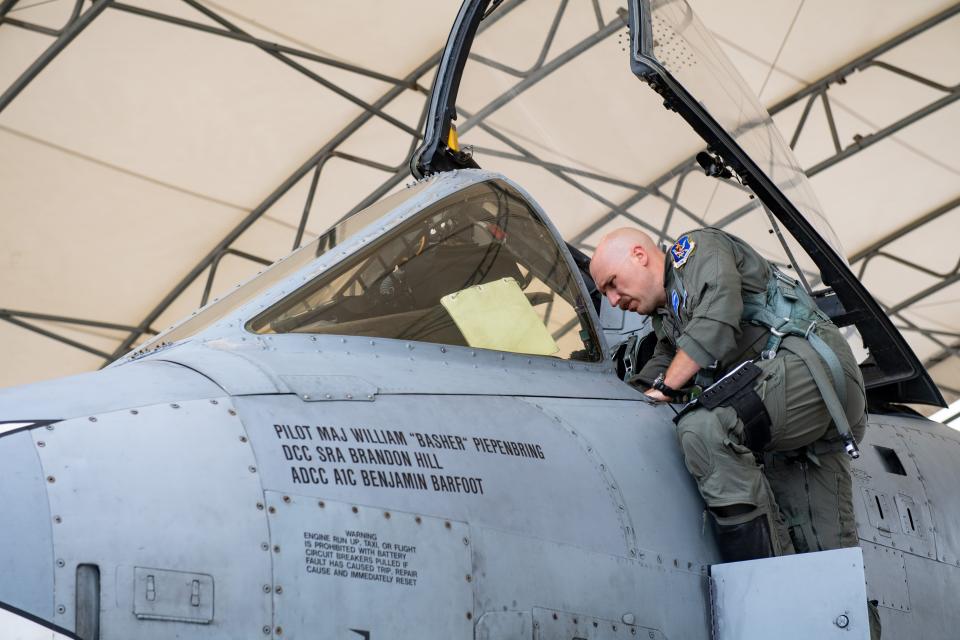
[779,336,860,459]
[807,330,846,407]
[741,267,858,457]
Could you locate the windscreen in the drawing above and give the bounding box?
[130,180,431,356]
[248,180,602,361]
[450,0,840,290]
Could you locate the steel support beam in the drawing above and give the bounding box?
[104,54,440,361]
[707,83,958,231]
[0,308,153,334]
[887,270,960,316]
[765,3,960,115]
[334,3,624,222]
[0,0,20,19]
[585,4,960,241]
[459,10,626,136]
[468,0,567,78]
[104,0,524,362]
[849,196,960,264]
[107,2,413,88]
[926,340,960,369]
[0,0,112,114]
[0,315,112,360]
[1,17,59,36]
[199,249,272,308]
[804,90,959,178]
[180,0,417,137]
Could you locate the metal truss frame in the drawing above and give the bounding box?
[0,0,521,361]
[1,0,958,396]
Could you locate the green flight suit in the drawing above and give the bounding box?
[634,228,868,556]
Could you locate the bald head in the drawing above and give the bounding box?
[594,228,660,267]
[590,227,667,315]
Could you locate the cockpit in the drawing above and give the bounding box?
[132,175,602,364]
[248,180,601,361]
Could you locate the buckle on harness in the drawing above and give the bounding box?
[769,317,792,337]
[843,434,861,459]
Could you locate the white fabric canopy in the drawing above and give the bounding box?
[1,0,957,411]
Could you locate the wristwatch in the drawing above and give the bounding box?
[652,373,683,399]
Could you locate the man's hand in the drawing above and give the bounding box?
[645,388,670,403]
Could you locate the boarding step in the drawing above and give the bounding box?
[710,547,869,639]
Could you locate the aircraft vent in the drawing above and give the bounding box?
[872,445,907,476]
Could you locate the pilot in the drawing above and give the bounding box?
[589,227,867,562]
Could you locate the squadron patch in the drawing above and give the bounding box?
[671,235,696,268]
[671,290,681,318]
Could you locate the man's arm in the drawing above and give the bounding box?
[645,230,746,402]
[645,348,700,402]
[631,333,676,387]
[674,230,745,368]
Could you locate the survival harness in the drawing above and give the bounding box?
[674,266,861,460]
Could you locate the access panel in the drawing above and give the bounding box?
[265,492,473,640]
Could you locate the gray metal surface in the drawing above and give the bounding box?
[861,543,910,612]
[132,567,214,624]
[475,611,532,640]
[711,548,869,640]
[156,343,285,396]
[850,421,936,559]
[532,607,664,640]
[0,360,222,419]
[897,549,960,640]
[850,413,960,636]
[233,392,632,556]
[528,397,717,565]
[895,421,960,565]
[31,398,272,639]
[0,430,53,619]
[278,374,378,402]
[471,526,706,640]
[220,335,632,400]
[264,493,473,639]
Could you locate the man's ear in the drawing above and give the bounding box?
[629,244,648,267]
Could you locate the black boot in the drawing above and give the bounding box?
[714,513,775,562]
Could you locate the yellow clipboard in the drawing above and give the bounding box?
[440,277,560,356]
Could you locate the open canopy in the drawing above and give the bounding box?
[411,0,947,406]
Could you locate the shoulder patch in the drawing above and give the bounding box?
[670,235,696,268]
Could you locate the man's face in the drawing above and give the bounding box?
[591,245,663,315]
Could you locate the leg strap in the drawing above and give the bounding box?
[780,336,860,459]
